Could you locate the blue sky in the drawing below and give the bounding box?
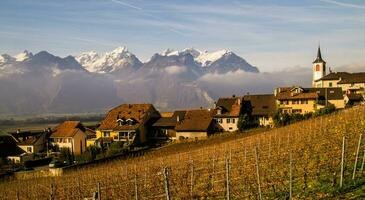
[0,0,364,71]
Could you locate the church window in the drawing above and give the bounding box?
[315,64,320,71]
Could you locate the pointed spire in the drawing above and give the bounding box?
[313,45,326,64]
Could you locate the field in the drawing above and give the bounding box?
[1,106,365,199]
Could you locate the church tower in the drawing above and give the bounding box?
[312,46,326,87]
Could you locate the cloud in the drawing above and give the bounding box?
[111,0,142,10]
[197,67,313,98]
[319,0,365,9]
[165,65,187,74]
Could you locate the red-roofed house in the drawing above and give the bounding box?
[96,104,161,146]
[49,121,87,155]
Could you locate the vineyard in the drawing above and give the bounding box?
[1,105,365,199]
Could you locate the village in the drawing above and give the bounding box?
[1,47,365,176]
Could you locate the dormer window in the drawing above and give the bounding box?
[117,119,125,126]
[126,119,135,126]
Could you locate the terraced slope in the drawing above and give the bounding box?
[1,106,365,199]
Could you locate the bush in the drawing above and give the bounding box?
[106,142,128,157]
[314,104,336,116]
[59,148,73,165]
[76,146,102,163]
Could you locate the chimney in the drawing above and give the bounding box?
[16,129,20,134]
[176,115,180,122]
[237,98,241,105]
[214,101,217,108]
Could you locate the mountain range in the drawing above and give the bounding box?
[0,47,259,115]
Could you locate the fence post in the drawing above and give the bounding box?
[254,147,262,200]
[340,136,346,188]
[289,152,292,200]
[353,134,362,180]
[190,160,194,198]
[49,183,55,200]
[163,167,171,200]
[226,156,230,200]
[360,149,365,174]
[97,182,101,200]
[134,175,138,200]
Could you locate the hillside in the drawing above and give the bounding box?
[1,106,365,199]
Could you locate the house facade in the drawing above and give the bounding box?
[274,86,344,114]
[96,104,161,146]
[10,130,50,154]
[314,72,365,95]
[152,111,186,140]
[175,109,216,140]
[214,96,242,132]
[49,121,87,155]
[243,94,276,127]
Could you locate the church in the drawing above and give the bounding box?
[312,46,365,105]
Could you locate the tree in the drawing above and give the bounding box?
[238,101,258,131]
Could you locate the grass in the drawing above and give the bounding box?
[1,105,365,199]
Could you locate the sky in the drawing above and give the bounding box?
[0,0,365,72]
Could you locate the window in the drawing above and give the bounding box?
[262,106,268,109]
[227,118,231,123]
[27,147,32,153]
[292,109,302,113]
[104,132,110,137]
[219,119,223,123]
[232,119,236,123]
[329,82,333,87]
[315,64,320,71]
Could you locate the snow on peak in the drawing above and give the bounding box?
[15,50,33,62]
[160,48,179,56]
[195,49,232,67]
[75,46,141,73]
[0,54,15,65]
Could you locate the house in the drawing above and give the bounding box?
[152,111,187,140]
[10,129,50,154]
[214,96,242,132]
[344,93,364,106]
[0,132,31,164]
[49,121,88,155]
[243,94,276,127]
[96,104,161,146]
[314,72,365,94]
[274,86,344,114]
[310,46,365,97]
[175,109,216,140]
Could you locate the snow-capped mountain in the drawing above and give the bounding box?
[76,46,142,75]
[157,48,259,74]
[0,47,261,114]
[0,54,16,66]
[15,50,33,62]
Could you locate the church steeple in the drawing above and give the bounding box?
[313,46,326,64]
[312,45,327,87]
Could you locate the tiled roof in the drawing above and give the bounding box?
[316,72,365,84]
[276,88,318,100]
[0,134,26,157]
[305,87,343,100]
[153,111,186,127]
[215,97,242,117]
[275,87,343,101]
[175,109,214,132]
[346,93,363,101]
[243,94,277,116]
[10,131,46,146]
[98,104,159,131]
[51,121,85,138]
